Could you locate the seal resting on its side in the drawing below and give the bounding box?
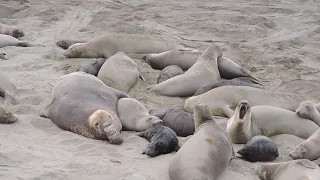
[0,34,32,48]
[56,40,88,50]
[76,58,106,76]
[0,23,24,38]
[168,103,234,180]
[156,65,184,84]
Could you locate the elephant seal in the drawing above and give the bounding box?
[194,79,264,96]
[138,124,179,157]
[184,86,315,118]
[147,43,222,97]
[168,103,234,180]
[47,71,129,144]
[149,108,194,137]
[296,100,320,127]
[226,100,319,144]
[257,159,320,180]
[0,53,8,60]
[56,40,88,50]
[0,23,24,38]
[63,34,184,59]
[237,135,279,162]
[117,97,163,131]
[97,52,145,93]
[76,58,106,76]
[156,65,184,84]
[0,34,31,48]
[0,72,19,105]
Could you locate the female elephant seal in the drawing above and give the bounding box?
[0,23,24,38]
[76,58,106,76]
[226,100,319,144]
[97,52,145,93]
[156,65,184,84]
[296,100,320,127]
[56,40,88,50]
[117,98,163,131]
[47,71,129,144]
[147,43,222,97]
[168,103,234,180]
[63,34,184,59]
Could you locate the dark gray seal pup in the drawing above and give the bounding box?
[75,58,106,76]
[157,65,184,84]
[0,53,7,60]
[194,79,264,96]
[237,135,279,162]
[138,124,179,157]
[149,108,194,137]
[56,40,88,50]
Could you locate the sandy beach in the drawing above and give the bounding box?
[1,0,320,179]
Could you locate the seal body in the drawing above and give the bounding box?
[117,98,163,131]
[226,100,319,144]
[0,72,19,106]
[147,43,222,97]
[156,65,184,84]
[76,58,106,76]
[237,135,279,162]
[0,23,24,38]
[47,71,129,144]
[56,40,88,50]
[0,34,30,48]
[149,108,194,137]
[296,100,320,127]
[138,125,179,157]
[168,103,233,180]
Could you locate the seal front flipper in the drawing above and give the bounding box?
[137,67,147,82]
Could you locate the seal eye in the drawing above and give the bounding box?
[95,122,99,128]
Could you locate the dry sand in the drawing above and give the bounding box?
[1,0,320,179]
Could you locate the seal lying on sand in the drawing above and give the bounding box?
[97,52,146,93]
[76,58,106,76]
[149,108,194,137]
[45,71,128,144]
[168,103,234,180]
[0,34,32,48]
[227,100,319,144]
[56,40,88,50]
[257,159,320,180]
[63,34,185,59]
[0,23,24,38]
[184,86,316,118]
[296,100,320,127]
[147,44,222,97]
[156,65,184,84]
[138,124,179,157]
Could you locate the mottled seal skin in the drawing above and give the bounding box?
[76,58,106,76]
[56,40,88,50]
[194,79,264,96]
[149,108,195,137]
[138,124,179,157]
[296,100,320,127]
[156,65,184,84]
[237,135,279,162]
[0,23,24,38]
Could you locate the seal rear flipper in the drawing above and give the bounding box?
[240,68,264,86]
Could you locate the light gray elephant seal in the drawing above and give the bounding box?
[56,40,88,50]
[194,79,264,96]
[117,98,163,131]
[257,159,320,180]
[0,23,24,38]
[46,71,129,144]
[149,108,194,137]
[227,100,319,144]
[0,34,31,48]
[185,86,316,118]
[296,100,320,127]
[97,52,145,93]
[168,103,234,180]
[63,34,185,59]
[147,43,222,97]
[156,65,184,84]
[76,58,106,76]
[138,124,179,157]
[237,135,279,162]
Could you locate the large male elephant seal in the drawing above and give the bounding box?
[56,40,88,50]
[168,103,234,180]
[296,100,320,127]
[76,58,106,76]
[257,159,320,180]
[149,108,194,137]
[117,98,163,131]
[46,71,128,144]
[63,34,185,59]
[147,44,222,97]
[184,86,315,118]
[156,65,184,84]
[226,100,319,144]
[0,23,24,38]
[97,52,145,93]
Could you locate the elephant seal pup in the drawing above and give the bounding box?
[0,34,32,48]
[97,52,145,93]
[138,124,179,157]
[76,58,106,76]
[257,159,320,180]
[194,79,264,96]
[237,135,279,162]
[149,108,194,137]
[56,40,88,50]
[63,34,184,58]
[296,100,320,127]
[226,100,319,144]
[168,103,234,180]
[117,98,163,131]
[147,43,222,97]
[156,65,184,84]
[184,86,316,118]
[0,23,24,38]
[47,71,129,144]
